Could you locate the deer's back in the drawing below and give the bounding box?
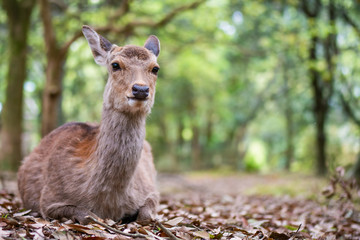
[18,122,99,213]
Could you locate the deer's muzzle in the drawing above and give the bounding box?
[132,84,149,100]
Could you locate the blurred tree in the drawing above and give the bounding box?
[39,0,70,137]
[301,0,325,175]
[338,0,360,179]
[2,0,359,174]
[282,56,294,171]
[340,87,360,179]
[222,0,286,169]
[301,0,339,175]
[0,0,36,170]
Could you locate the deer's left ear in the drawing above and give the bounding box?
[144,35,160,57]
[82,25,113,66]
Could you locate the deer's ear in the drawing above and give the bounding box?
[82,25,112,66]
[144,35,160,57]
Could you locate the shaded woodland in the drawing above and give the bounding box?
[1,1,360,239]
[0,0,360,178]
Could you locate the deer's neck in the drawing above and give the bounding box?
[92,107,146,191]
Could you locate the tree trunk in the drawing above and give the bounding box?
[283,64,294,171]
[339,89,360,180]
[175,119,185,166]
[352,142,360,180]
[314,0,337,175]
[309,34,328,176]
[0,0,35,171]
[230,124,248,169]
[302,0,337,176]
[191,125,202,170]
[39,0,68,137]
[314,109,327,175]
[41,54,66,136]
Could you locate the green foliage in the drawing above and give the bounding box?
[63,40,106,123]
[0,0,360,174]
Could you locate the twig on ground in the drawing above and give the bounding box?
[154,219,180,240]
[85,215,147,238]
[289,224,302,240]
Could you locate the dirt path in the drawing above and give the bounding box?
[3,171,325,198]
[157,172,326,199]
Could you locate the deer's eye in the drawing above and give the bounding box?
[112,63,121,71]
[151,67,159,75]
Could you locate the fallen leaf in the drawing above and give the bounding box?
[64,223,100,235]
[81,237,107,240]
[269,231,290,240]
[104,218,116,227]
[0,217,20,227]
[248,219,268,228]
[0,228,12,238]
[193,230,211,239]
[51,230,71,240]
[13,209,32,217]
[164,217,184,227]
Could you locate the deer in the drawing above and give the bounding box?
[17,25,160,225]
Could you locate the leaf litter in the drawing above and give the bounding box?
[0,169,359,239]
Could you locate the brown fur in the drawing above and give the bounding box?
[17,26,160,224]
[120,46,150,60]
[73,125,98,161]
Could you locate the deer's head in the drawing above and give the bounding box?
[82,25,160,115]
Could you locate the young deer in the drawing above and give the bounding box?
[17,25,160,224]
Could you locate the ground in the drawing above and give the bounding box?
[0,171,359,239]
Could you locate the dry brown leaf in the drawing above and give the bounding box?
[193,230,211,239]
[13,209,32,217]
[1,174,359,239]
[164,216,184,227]
[269,231,290,240]
[81,237,107,240]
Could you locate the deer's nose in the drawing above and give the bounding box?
[132,84,149,99]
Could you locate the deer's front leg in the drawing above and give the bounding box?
[40,186,98,224]
[137,192,159,225]
[42,203,98,225]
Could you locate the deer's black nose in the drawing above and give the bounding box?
[132,84,149,99]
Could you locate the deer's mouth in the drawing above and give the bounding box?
[127,97,148,102]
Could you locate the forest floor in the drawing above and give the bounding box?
[0,171,359,239]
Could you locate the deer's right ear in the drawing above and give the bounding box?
[82,25,112,66]
[144,35,160,57]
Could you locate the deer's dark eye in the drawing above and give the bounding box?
[152,66,159,74]
[112,62,121,71]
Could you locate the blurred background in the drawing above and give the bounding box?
[0,0,359,179]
